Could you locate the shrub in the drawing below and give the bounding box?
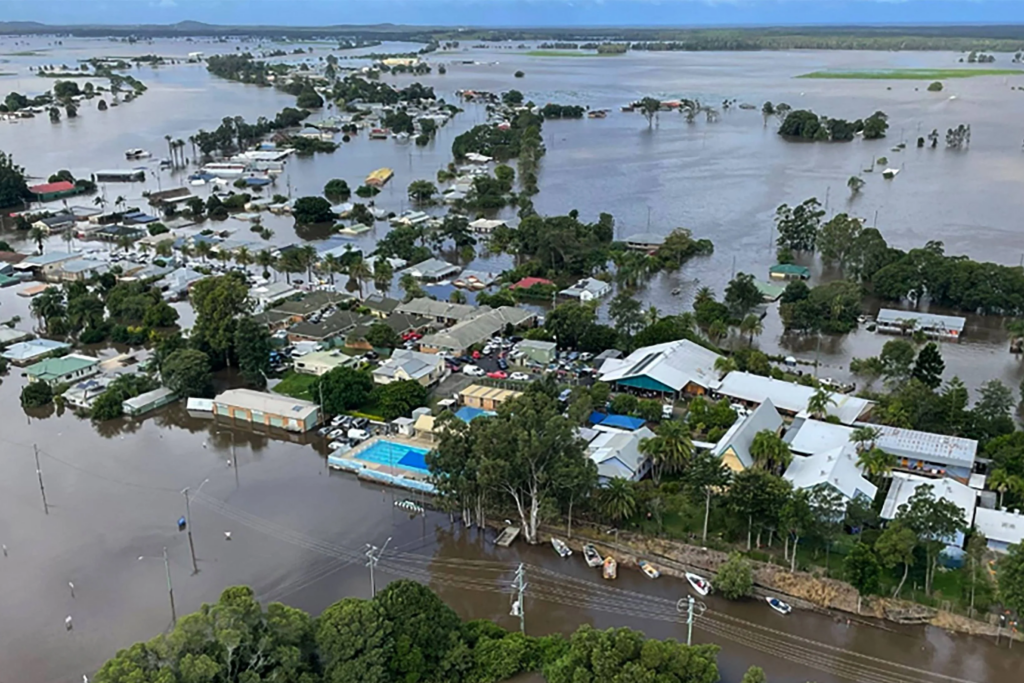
[21,381,54,408]
[716,552,753,600]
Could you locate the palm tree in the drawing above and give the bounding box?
[848,425,882,453]
[857,447,896,483]
[749,429,792,473]
[179,243,193,262]
[639,437,665,484]
[599,478,637,524]
[61,227,74,253]
[1008,319,1024,355]
[807,387,837,420]
[174,139,186,167]
[847,175,865,195]
[399,272,424,302]
[299,245,318,283]
[714,356,737,378]
[194,240,212,263]
[645,305,660,327]
[234,246,253,272]
[346,255,373,299]
[739,314,763,346]
[93,195,107,211]
[450,289,467,304]
[114,195,126,213]
[28,226,47,254]
[256,249,276,281]
[164,134,173,165]
[693,286,715,308]
[654,420,694,477]
[319,253,342,284]
[31,286,65,330]
[707,319,728,344]
[155,241,173,259]
[676,312,696,336]
[881,401,911,428]
[988,469,1024,509]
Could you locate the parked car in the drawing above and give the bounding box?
[579,352,594,362]
[472,350,481,360]
[331,415,345,427]
[328,441,348,451]
[509,372,531,381]
[353,417,370,430]
[348,428,370,442]
[317,426,333,436]
[463,364,485,376]
[497,358,508,370]
[487,370,508,379]
[327,428,344,440]
[558,389,573,403]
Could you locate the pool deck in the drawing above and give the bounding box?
[327,435,436,494]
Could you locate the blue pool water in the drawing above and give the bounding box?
[358,440,431,474]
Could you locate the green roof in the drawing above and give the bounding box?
[755,281,787,301]
[769,264,811,276]
[25,355,98,382]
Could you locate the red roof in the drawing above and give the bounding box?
[510,277,554,290]
[29,180,76,195]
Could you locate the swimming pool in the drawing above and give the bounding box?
[357,440,431,475]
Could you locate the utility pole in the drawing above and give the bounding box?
[511,563,527,634]
[34,445,48,515]
[181,478,209,575]
[676,595,707,646]
[365,537,391,597]
[163,547,177,626]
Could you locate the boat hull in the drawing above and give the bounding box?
[583,544,603,568]
[685,572,711,596]
[602,557,617,579]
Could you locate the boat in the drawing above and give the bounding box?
[671,288,681,296]
[495,526,520,547]
[369,128,390,140]
[551,537,572,558]
[583,543,603,568]
[124,148,151,160]
[685,572,711,596]
[365,167,394,187]
[602,556,617,579]
[639,560,660,579]
[766,596,792,615]
[882,168,900,179]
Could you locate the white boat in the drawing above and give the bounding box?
[602,556,617,579]
[583,543,603,568]
[125,148,151,160]
[551,537,572,558]
[685,572,712,596]
[766,596,792,615]
[638,560,660,579]
[882,168,900,179]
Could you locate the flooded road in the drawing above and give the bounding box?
[1,37,1024,681]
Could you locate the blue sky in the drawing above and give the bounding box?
[4,0,1024,27]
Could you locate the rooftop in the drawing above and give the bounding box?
[769,263,811,277]
[459,384,523,405]
[16,252,79,268]
[712,398,784,469]
[714,372,872,425]
[215,388,319,420]
[272,291,350,318]
[873,424,977,469]
[25,353,98,381]
[123,386,177,410]
[973,507,1024,548]
[622,232,666,247]
[876,308,965,334]
[783,444,878,501]
[373,349,442,382]
[289,310,369,341]
[510,276,554,290]
[363,293,401,315]
[29,180,76,195]
[0,327,32,346]
[420,307,536,351]
[403,257,461,280]
[588,426,656,480]
[881,472,976,524]
[1,338,70,362]
[395,297,478,321]
[598,339,722,393]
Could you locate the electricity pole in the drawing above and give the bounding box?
[34,445,48,515]
[181,478,209,575]
[511,563,527,634]
[365,537,391,597]
[163,547,176,626]
[676,595,707,646]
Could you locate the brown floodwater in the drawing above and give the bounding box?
[1,36,1023,682]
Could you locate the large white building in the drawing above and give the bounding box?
[598,339,722,396]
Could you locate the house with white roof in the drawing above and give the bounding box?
[711,399,783,472]
[783,444,877,503]
[1,339,71,365]
[250,282,301,311]
[585,426,656,483]
[973,508,1024,553]
[881,472,976,549]
[713,372,873,425]
[559,277,611,302]
[372,349,446,386]
[597,339,722,397]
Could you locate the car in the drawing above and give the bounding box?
[327,428,344,440]
[317,426,333,436]
[558,389,573,403]
[328,441,348,450]
[509,372,531,381]
[402,331,423,341]
[661,403,674,419]
[472,350,481,360]
[463,364,485,376]
[331,415,345,427]
[567,351,579,361]
[437,350,451,358]
[364,351,379,360]
[497,358,509,370]
[353,417,370,430]
[487,370,508,379]
[348,428,370,442]
[456,356,473,364]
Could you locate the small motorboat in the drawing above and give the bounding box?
[766,596,792,615]
[639,560,660,579]
[603,556,617,579]
[671,288,681,296]
[583,543,603,568]
[394,499,424,514]
[551,537,572,558]
[124,148,151,160]
[685,572,712,596]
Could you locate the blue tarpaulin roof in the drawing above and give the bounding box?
[588,412,646,431]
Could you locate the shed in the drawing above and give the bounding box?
[123,387,178,417]
[875,309,965,341]
[519,339,557,365]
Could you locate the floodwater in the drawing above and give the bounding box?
[1,36,1024,682]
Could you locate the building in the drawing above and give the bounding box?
[395,298,477,326]
[63,376,114,409]
[293,349,358,376]
[972,508,1024,553]
[597,339,722,396]
[622,232,665,252]
[365,167,394,187]
[0,327,32,347]
[468,218,507,234]
[783,444,877,503]
[271,291,351,324]
[589,413,648,432]
[559,277,611,301]
[1,339,71,365]
[55,259,110,282]
[419,307,536,356]
[94,169,146,182]
[159,267,206,300]
[403,257,461,282]
[362,293,401,318]
[250,282,301,311]
[519,339,557,365]
[29,180,82,202]
[373,349,446,386]
[881,472,976,549]
[213,388,320,432]
[875,309,965,341]
[25,354,100,386]
[122,387,178,417]
[712,399,784,472]
[146,187,193,208]
[32,213,76,232]
[94,225,146,243]
[509,276,554,291]
[459,384,523,411]
[713,372,873,425]
[769,264,810,280]
[585,426,657,483]
[347,313,429,351]
[12,253,81,280]
[288,310,370,344]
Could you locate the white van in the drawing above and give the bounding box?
[347,428,370,442]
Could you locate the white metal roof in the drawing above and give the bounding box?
[714,372,872,425]
[783,445,877,501]
[587,426,655,480]
[711,398,783,469]
[872,425,977,469]
[599,339,722,392]
[881,472,976,522]
[973,507,1024,548]
[784,417,853,455]
[876,308,965,333]
[214,389,319,420]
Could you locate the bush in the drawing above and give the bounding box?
[609,393,638,416]
[21,381,54,408]
[716,552,753,599]
[927,81,943,92]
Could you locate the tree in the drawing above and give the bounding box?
[296,87,324,109]
[749,429,792,473]
[911,342,945,389]
[741,666,768,683]
[724,272,762,317]
[501,89,524,106]
[608,290,645,340]
[729,470,791,551]
[316,598,392,683]
[807,387,837,419]
[844,543,882,598]
[848,425,881,452]
[879,339,917,386]
[895,483,967,595]
[28,226,47,254]
[716,552,753,599]
[545,301,597,349]
[739,314,764,346]
[20,381,53,408]
[161,348,212,398]
[809,486,845,574]
[639,96,661,127]
[781,489,814,570]
[346,255,373,299]
[976,379,1015,424]
[817,213,863,272]
[234,316,271,388]
[962,531,990,618]
[688,451,732,542]
[292,195,335,224]
[997,542,1024,618]
[372,258,394,295]
[876,522,917,598]
[847,175,865,195]
[857,447,896,483]
[324,178,351,200]
[988,469,1024,509]
[365,321,401,349]
[774,198,824,253]
[314,366,374,415]
[189,273,251,367]
[0,150,32,209]
[375,380,429,420]
[862,110,889,139]
[407,179,438,203]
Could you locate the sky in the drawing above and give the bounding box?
[4,0,1024,28]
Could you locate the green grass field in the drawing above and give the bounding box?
[524,50,618,58]
[272,371,318,401]
[798,68,1023,80]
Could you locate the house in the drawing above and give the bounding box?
[418,307,536,356]
[712,399,784,472]
[146,187,193,208]
[875,309,965,341]
[293,349,358,376]
[0,327,32,347]
[94,169,146,182]
[585,426,656,483]
[468,218,507,233]
[0,251,28,267]
[94,225,146,242]
[881,472,976,549]
[403,257,461,282]
[589,413,648,432]
[347,313,429,351]
[288,310,370,344]
[713,372,873,425]
[63,376,114,409]
[769,264,810,280]
[623,232,665,252]
[783,444,877,503]
[510,276,554,291]
[12,252,81,280]
[373,349,446,386]
[159,267,206,300]
[213,388,320,432]
[122,387,178,417]
[55,259,110,282]
[272,291,351,324]
[32,213,76,233]
[25,354,100,386]
[395,298,477,326]
[597,339,722,397]
[362,293,401,318]
[460,384,523,411]
[973,508,1024,553]
[783,418,977,484]
[29,180,82,202]
[250,282,301,311]
[519,339,557,365]
[1,339,71,365]
[559,277,611,301]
